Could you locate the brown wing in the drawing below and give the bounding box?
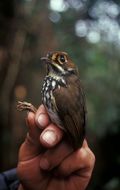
[53,77,86,149]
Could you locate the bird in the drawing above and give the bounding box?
[17,51,86,149]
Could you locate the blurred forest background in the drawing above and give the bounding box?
[0,0,120,189]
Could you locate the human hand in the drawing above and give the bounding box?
[17,105,95,190]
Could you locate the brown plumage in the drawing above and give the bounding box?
[53,75,86,148]
[41,51,86,149]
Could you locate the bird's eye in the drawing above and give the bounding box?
[59,55,66,64]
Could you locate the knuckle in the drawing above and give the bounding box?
[91,152,96,164]
[87,151,96,168]
[78,148,88,160]
[77,147,95,169]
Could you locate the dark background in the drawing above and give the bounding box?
[0,0,120,189]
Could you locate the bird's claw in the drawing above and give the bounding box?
[17,101,37,113]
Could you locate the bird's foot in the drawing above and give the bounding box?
[17,101,37,113]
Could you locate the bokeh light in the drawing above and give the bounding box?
[49,0,69,12]
[14,85,27,100]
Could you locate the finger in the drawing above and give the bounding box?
[18,112,42,162]
[56,146,95,177]
[39,141,73,170]
[40,124,63,148]
[35,104,50,129]
[26,112,41,145]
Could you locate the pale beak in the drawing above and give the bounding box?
[40,57,49,61]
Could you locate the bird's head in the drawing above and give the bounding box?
[41,51,78,76]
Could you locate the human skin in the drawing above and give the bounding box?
[17,105,95,190]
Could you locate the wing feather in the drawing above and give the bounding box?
[53,77,86,149]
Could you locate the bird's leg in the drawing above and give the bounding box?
[17,101,37,113]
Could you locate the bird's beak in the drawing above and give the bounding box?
[41,57,49,61]
[40,57,51,64]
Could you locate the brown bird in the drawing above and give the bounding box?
[17,51,86,149]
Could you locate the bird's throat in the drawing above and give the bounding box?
[47,71,64,83]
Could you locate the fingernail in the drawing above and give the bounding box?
[41,130,57,145]
[38,114,47,127]
[40,158,50,170]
